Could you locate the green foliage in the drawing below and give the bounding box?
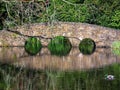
[51,0,90,22]
[77,0,85,4]
[108,10,120,29]
[85,0,120,29]
[0,1,47,28]
[0,0,90,28]
[0,2,6,14]
[0,2,7,30]
[79,38,96,55]
[0,0,120,29]
[48,36,72,56]
[112,41,120,55]
[24,37,42,55]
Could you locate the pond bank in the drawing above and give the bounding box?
[0,22,120,47]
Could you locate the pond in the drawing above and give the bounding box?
[0,47,120,90]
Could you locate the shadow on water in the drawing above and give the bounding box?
[0,47,120,90]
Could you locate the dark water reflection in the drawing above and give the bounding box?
[0,47,120,90]
[0,47,120,71]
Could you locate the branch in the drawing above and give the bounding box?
[6,28,52,39]
[6,28,82,41]
[66,36,81,41]
[62,0,78,6]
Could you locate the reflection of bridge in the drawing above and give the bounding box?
[0,47,120,71]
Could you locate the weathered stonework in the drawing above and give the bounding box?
[0,22,120,47]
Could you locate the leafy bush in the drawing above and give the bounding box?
[84,0,120,29]
[24,37,42,55]
[112,41,120,55]
[108,10,120,29]
[79,38,96,55]
[48,36,72,56]
[0,1,47,28]
[0,0,120,29]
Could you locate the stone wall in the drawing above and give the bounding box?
[0,22,120,47]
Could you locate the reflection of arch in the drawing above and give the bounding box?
[0,47,120,71]
[12,48,120,71]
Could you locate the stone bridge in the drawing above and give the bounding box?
[0,22,120,47]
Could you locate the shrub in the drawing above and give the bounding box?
[79,38,96,55]
[111,41,120,55]
[108,10,120,29]
[48,36,72,56]
[24,37,42,55]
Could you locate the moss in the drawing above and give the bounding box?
[24,37,42,55]
[112,41,120,55]
[79,38,96,55]
[48,36,72,56]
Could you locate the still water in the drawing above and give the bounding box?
[0,47,120,90]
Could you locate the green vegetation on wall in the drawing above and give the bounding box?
[48,36,72,56]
